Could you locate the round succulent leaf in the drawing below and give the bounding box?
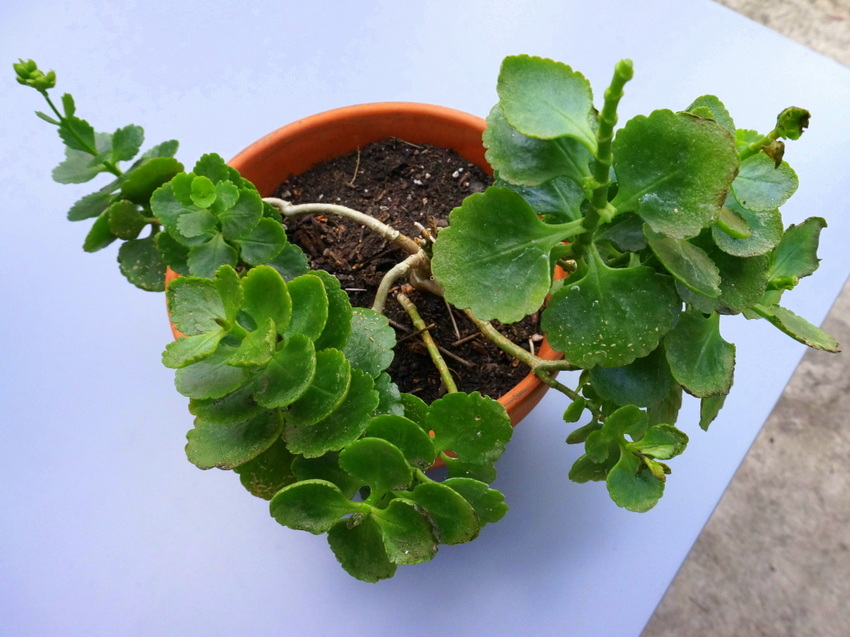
[270,479,360,534]
[712,199,782,258]
[190,175,217,209]
[364,415,436,470]
[168,172,195,205]
[228,317,276,367]
[714,205,752,240]
[253,334,316,409]
[611,110,739,239]
[595,213,647,252]
[431,187,575,323]
[400,393,429,429]
[187,234,238,279]
[233,217,287,265]
[265,241,310,282]
[52,139,110,184]
[155,231,189,276]
[209,180,240,214]
[82,211,117,253]
[292,453,363,499]
[166,276,227,335]
[405,482,480,545]
[285,349,351,428]
[425,392,512,464]
[107,199,147,240]
[497,54,597,152]
[373,373,404,417]
[285,368,377,458]
[110,124,144,162]
[589,345,674,407]
[174,344,253,399]
[443,457,498,483]
[327,516,396,582]
[68,190,112,222]
[767,216,826,281]
[338,438,413,496]
[233,437,297,500]
[664,310,735,397]
[685,95,735,134]
[283,274,329,342]
[162,329,226,369]
[176,209,218,241]
[442,478,508,525]
[606,449,665,512]
[193,153,231,183]
[311,270,353,351]
[627,424,689,460]
[647,384,684,429]
[484,104,592,187]
[218,188,263,240]
[644,226,721,298]
[119,157,182,205]
[568,454,611,483]
[342,308,395,377]
[372,499,438,565]
[185,409,283,470]
[732,152,798,212]
[118,235,167,291]
[541,252,681,368]
[496,175,585,223]
[212,265,242,323]
[189,383,263,425]
[241,265,292,334]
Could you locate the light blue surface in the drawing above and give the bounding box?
[2,1,848,635]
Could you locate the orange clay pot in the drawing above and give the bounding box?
[166,102,561,426]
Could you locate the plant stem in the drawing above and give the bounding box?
[397,292,458,394]
[578,59,634,248]
[738,130,779,161]
[372,250,430,314]
[264,198,421,256]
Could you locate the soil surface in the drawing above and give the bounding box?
[276,138,542,403]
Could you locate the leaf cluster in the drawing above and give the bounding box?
[431,55,838,511]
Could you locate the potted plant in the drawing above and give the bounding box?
[14,55,838,582]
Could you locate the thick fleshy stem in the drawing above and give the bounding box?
[397,292,458,394]
[264,198,422,256]
[372,250,430,314]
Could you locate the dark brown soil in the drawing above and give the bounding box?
[276,138,542,403]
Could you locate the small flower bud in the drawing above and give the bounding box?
[13,59,56,91]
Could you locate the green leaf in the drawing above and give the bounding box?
[190,175,217,208]
[484,104,592,187]
[156,230,190,276]
[210,181,240,213]
[189,383,263,425]
[338,438,413,495]
[400,393,429,429]
[442,478,508,525]
[647,384,683,428]
[686,95,735,134]
[752,304,840,352]
[219,188,263,240]
[285,349,351,428]
[233,437,297,500]
[186,410,284,470]
[311,270,353,351]
[431,187,575,323]
[443,456,497,483]
[627,424,688,460]
[241,265,292,334]
[107,200,147,240]
[405,482,480,545]
[342,308,396,377]
[118,235,167,291]
[166,276,226,335]
[232,217,287,265]
[664,310,735,397]
[193,153,232,184]
[270,479,360,534]
[213,264,242,322]
[732,152,798,212]
[712,198,783,258]
[373,373,404,417]
[67,191,113,221]
[137,139,179,161]
[177,210,218,241]
[364,415,436,470]
[58,115,96,153]
[595,213,647,252]
[644,226,721,297]
[372,500,437,565]
[496,175,585,222]
[541,250,680,367]
[767,217,826,281]
[120,157,183,205]
[606,448,665,513]
[162,329,226,368]
[284,274,329,341]
[714,205,752,240]
[611,110,738,239]
[284,368,378,458]
[253,334,316,409]
[292,453,362,499]
[699,393,727,431]
[187,234,238,279]
[590,345,674,407]
[497,54,597,152]
[426,392,512,464]
[265,241,310,281]
[327,517,396,582]
[174,345,252,399]
[53,144,108,184]
[228,317,276,367]
[110,124,144,162]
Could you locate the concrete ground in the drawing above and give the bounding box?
[643,3,850,635]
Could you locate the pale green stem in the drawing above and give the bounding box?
[397,292,458,394]
[372,250,430,314]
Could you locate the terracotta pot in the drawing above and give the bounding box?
[167,102,560,425]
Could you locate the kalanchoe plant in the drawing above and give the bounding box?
[17,53,838,581]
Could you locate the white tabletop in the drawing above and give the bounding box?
[2,1,848,635]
